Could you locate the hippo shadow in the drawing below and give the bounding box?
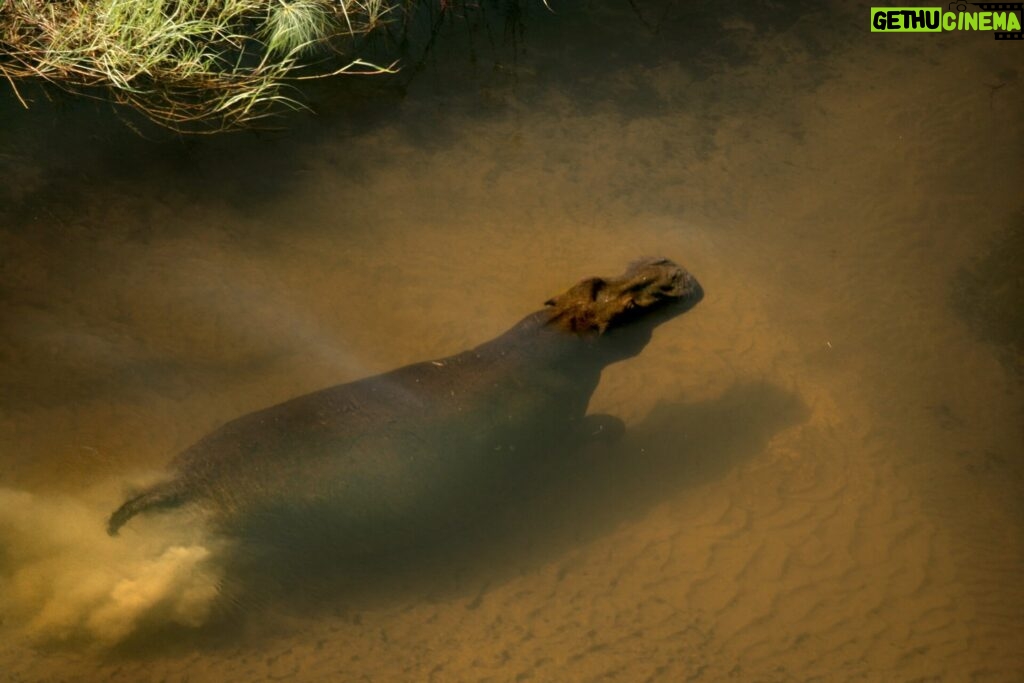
[153,380,807,641]
[491,379,810,564]
[111,379,807,655]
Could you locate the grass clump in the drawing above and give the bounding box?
[264,0,334,55]
[0,0,398,132]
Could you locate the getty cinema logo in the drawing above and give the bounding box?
[871,4,1023,39]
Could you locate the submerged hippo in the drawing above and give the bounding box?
[107,258,703,550]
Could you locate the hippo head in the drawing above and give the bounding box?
[543,257,703,359]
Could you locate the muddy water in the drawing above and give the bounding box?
[1,0,1022,680]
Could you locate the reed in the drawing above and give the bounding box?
[0,0,398,132]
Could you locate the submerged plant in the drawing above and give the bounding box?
[0,0,398,132]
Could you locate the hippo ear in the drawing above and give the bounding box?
[544,278,612,333]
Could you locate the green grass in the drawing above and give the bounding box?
[0,0,398,131]
[264,0,334,55]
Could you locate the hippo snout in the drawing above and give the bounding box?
[620,257,703,309]
[676,270,703,306]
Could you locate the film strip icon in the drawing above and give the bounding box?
[954,2,1024,38]
[974,0,1024,35]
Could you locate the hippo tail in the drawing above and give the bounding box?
[107,479,190,537]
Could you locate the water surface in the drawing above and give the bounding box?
[1,1,1022,680]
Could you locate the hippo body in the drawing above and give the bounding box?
[107,258,703,551]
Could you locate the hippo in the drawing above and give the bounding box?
[107,258,703,552]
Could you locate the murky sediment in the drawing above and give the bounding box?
[1,1,1022,680]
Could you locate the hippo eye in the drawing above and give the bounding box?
[626,279,651,292]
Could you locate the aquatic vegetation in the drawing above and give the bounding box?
[0,0,399,131]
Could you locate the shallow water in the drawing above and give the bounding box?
[2,0,1023,680]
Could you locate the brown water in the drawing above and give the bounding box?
[2,1,1023,680]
